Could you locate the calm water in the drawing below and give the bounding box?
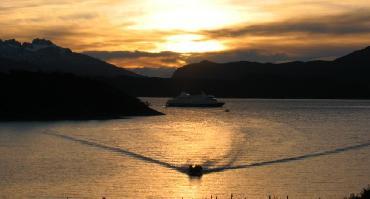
[1,98,370,199]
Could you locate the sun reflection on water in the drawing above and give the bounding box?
[3,99,370,198]
[157,119,242,167]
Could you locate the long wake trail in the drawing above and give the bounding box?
[44,131,370,175]
[44,131,187,174]
[205,139,370,174]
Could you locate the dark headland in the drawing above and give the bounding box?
[0,70,162,121]
[0,39,162,121]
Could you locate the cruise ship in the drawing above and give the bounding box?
[166,92,225,107]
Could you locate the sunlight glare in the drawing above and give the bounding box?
[159,34,225,53]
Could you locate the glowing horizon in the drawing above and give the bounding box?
[1,0,370,68]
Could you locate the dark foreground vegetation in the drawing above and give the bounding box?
[0,71,162,121]
[75,186,370,199]
[345,186,370,199]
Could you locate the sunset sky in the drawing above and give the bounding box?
[1,0,370,70]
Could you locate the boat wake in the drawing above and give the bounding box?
[44,130,370,176]
[203,140,370,174]
[44,131,186,174]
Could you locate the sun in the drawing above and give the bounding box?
[118,0,256,53]
[158,34,225,53]
[111,0,265,53]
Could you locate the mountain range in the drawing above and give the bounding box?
[0,38,164,121]
[109,46,370,99]
[2,38,370,99]
[173,46,370,80]
[0,39,138,77]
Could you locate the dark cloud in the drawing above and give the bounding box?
[205,10,370,38]
[83,44,370,74]
[0,0,122,12]
[38,27,92,38]
[0,3,40,11]
[161,58,180,64]
[83,50,185,69]
[58,13,97,20]
[84,49,292,64]
[83,49,292,69]
[186,49,290,64]
[84,51,181,60]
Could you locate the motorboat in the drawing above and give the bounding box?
[166,92,224,107]
[187,164,203,177]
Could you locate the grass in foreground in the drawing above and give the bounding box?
[344,186,370,199]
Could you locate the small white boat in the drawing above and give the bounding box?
[166,92,225,107]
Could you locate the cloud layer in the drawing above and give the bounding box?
[1,0,370,70]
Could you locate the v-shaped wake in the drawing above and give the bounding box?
[44,131,370,176]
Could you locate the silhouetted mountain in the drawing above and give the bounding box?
[4,40,370,99]
[172,60,327,80]
[107,46,370,99]
[0,38,139,77]
[335,46,370,64]
[128,67,176,78]
[0,71,162,121]
[164,46,370,98]
[173,46,370,81]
